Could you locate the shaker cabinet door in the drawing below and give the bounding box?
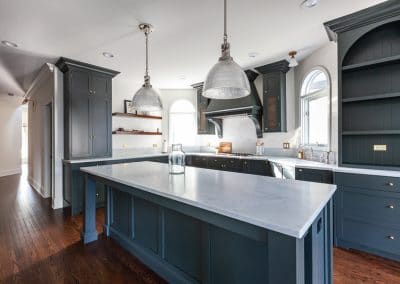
[69,69,92,158]
[263,72,286,132]
[91,73,112,157]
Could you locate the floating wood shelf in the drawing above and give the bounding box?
[342,130,400,135]
[112,112,162,120]
[342,54,400,71]
[342,92,400,103]
[112,130,162,136]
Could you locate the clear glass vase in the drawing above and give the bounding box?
[169,144,186,174]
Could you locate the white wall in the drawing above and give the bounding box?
[219,69,299,153]
[112,86,217,151]
[111,42,338,155]
[0,95,22,177]
[27,64,64,208]
[294,42,338,156]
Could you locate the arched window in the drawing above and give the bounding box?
[301,67,330,148]
[169,100,196,146]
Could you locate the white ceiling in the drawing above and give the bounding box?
[0,0,387,96]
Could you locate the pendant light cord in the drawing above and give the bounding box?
[221,0,231,60]
[223,0,227,44]
[144,28,150,86]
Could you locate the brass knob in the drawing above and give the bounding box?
[387,205,395,209]
[96,193,100,198]
[387,182,395,187]
[387,236,395,240]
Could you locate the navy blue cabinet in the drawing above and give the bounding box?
[185,155,273,176]
[334,172,400,261]
[255,60,289,133]
[295,167,333,184]
[63,156,168,216]
[56,58,119,160]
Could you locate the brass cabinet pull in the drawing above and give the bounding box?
[387,236,395,240]
[386,182,395,187]
[387,205,395,209]
[96,193,100,198]
[298,169,303,172]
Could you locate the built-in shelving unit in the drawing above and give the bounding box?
[112,130,162,136]
[339,20,400,168]
[342,92,400,103]
[112,112,162,120]
[342,54,400,71]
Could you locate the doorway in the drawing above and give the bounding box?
[42,102,52,198]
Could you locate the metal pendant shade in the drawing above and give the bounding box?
[132,23,163,112]
[203,0,250,99]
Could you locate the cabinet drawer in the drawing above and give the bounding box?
[224,158,243,171]
[335,172,400,192]
[192,156,208,168]
[338,187,400,226]
[207,158,225,170]
[339,219,400,256]
[296,168,333,184]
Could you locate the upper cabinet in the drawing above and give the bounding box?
[192,83,215,135]
[256,60,289,133]
[56,58,119,160]
[325,1,400,169]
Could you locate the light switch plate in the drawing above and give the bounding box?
[283,142,290,149]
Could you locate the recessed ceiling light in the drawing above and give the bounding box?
[178,75,186,80]
[1,40,18,48]
[301,0,318,8]
[248,52,260,58]
[102,52,114,58]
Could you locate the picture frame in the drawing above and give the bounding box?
[124,100,136,114]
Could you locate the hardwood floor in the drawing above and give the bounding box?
[0,170,399,283]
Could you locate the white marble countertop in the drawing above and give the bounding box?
[81,162,336,239]
[187,153,400,178]
[63,152,168,164]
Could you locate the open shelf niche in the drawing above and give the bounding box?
[339,20,400,168]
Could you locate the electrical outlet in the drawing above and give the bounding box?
[152,144,158,149]
[283,142,290,149]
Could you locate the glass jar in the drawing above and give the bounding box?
[169,144,186,174]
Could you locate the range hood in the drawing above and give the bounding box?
[204,70,263,138]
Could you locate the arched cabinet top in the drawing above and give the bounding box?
[342,21,400,67]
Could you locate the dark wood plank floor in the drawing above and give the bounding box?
[0,171,399,283]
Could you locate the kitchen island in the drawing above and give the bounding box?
[81,162,336,284]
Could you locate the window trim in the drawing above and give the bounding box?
[168,99,196,146]
[300,66,332,151]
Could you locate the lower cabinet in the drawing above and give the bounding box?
[295,167,333,184]
[334,172,400,261]
[63,156,168,216]
[185,155,274,176]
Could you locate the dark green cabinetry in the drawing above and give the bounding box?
[334,172,400,261]
[192,83,215,135]
[295,167,333,184]
[56,58,119,160]
[325,1,400,169]
[256,60,289,133]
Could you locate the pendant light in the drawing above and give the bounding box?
[288,51,298,68]
[203,0,250,100]
[131,23,163,112]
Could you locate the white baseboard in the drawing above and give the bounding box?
[52,196,64,209]
[28,177,50,198]
[0,168,22,178]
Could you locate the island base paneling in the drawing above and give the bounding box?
[83,174,333,284]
